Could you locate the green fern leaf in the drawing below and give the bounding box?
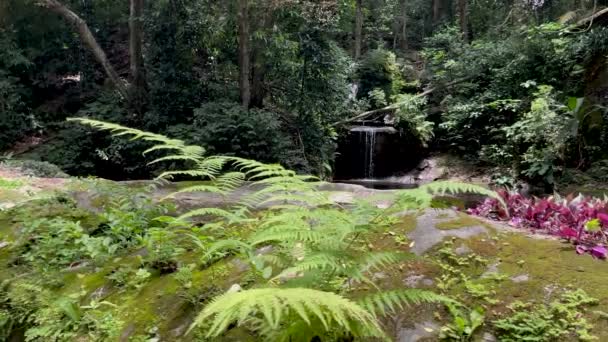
[358,289,456,317]
[190,288,386,339]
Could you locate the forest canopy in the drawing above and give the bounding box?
[2,0,608,187]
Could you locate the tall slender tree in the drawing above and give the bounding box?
[354,0,363,60]
[36,0,129,99]
[401,0,408,51]
[237,0,251,108]
[458,0,468,42]
[129,0,147,113]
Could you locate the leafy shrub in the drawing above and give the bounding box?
[0,31,32,150]
[494,289,598,341]
[468,190,608,259]
[357,48,405,106]
[425,24,608,185]
[394,94,434,146]
[0,280,123,341]
[3,159,68,178]
[190,101,295,164]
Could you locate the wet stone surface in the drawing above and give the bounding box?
[408,209,489,255]
[397,321,440,342]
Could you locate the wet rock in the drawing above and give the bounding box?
[482,332,498,341]
[89,284,112,300]
[511,274,530,283]
[373,272,388,280]
[63,261,90,272]
[404,274,434,288]
[406,158,447,183]
[408,210,488,255]
[256,245,274,255]
[404,274,425,287]
[421,278,434,286]
[454,245,472,256]
[227,284,242,293]
[398,321,439,342]
[170,320,191,338]
[231,258,250,272]
[119,323,137,342]
[481,262,501,278]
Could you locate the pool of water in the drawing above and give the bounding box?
[334,179,418,190]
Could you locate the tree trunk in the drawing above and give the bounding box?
[129,0,147,113]
[36,0,128,99]
[354,0,363,60]
[250,7,272,108]
[458,0,468,42]
[237,0,251,108]
[401,0,408,51]
[433,0,440,24]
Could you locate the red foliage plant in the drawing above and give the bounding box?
[467,190,608,259]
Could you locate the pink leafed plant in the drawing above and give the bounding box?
[467,190,608,259]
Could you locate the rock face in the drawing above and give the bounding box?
[397,321,439,342]
[5,172,608,341]
[407,209,489,255]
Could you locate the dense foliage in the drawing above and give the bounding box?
[0,119,506,340]
[2,0,608,185]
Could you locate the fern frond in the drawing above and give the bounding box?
[156,170,217,180]
[190,288,386,339]
[149,155,202,165]
[418,181,497,199]
[177,207,241,222]
[358,289,455,317]
[216,172,246,191]
[358,251,412,273]
[249,228,327,246]
[203,239,253,260]
[163,184,226,200]
[272,252,346,281]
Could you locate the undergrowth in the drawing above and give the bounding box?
[58,118,501,340]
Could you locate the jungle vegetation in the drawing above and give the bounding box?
[3,0,608,187]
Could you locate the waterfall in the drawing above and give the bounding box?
[349,126,397,179]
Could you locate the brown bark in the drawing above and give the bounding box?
[458,0,468,42]
[237,0,251,108]
[574,7,608,29]
[250,6,272,108]
[433,0,440,23]
[129,0,147,113]
[401,0,408,51]
[354,0,363,60]
[36,0,128,99]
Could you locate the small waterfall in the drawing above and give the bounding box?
[349,126,397,179]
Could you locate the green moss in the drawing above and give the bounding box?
[431,196,466,210]
[0,189,25,203]
[435,213,496,233]
[364,214,417,251]
[449,232,608,339]
[0,178,23,189]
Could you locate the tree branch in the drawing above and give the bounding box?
[332,76,473,126]
[36,0,129,99]
[574,7,608,28]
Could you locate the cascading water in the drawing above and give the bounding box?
[334,124,423,188]
[347,126,397,179]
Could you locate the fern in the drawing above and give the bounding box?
[189,288,386,340]
[358,289,455,317]
[72,119,504,341]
